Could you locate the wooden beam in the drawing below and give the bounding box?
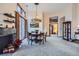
[15,12,20,40]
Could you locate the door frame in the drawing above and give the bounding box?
[49,18,58,36]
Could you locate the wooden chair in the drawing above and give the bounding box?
[31,34,36,45]
[38,32,44,44]
[27,33,31,45]
[45,32,47,42]
[28,33,36,45]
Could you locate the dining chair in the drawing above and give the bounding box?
[28,33,36,45]
[39,32,44,44]
[45,32,47,42]
[31,34,36,45]
[27,33,31,45]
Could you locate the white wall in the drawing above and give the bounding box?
[77,4,79,27]
[43,13,49,35]
[45,3,79,38]
[71,3,79,38]
[0,3,16,28]
[43,3,73,36]
[27,11,43,32]
[71,4,78,38]
[26,3,74,36]
[0,3,27,28]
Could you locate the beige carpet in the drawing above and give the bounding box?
[1,36,79,56]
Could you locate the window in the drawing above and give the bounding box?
[16,3,26,40]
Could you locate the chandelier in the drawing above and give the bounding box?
[32,3,41,23]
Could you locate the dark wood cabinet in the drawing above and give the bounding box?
[63,21,71,41]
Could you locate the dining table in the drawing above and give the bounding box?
[30,33,44,44]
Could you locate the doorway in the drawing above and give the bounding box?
[49,16,58,36]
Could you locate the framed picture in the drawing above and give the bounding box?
[30,23,39,28]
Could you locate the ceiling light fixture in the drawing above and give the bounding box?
[32,3,41,23]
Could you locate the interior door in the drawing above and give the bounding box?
[49,24,53,35]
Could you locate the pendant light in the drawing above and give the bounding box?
[32,3,41,23]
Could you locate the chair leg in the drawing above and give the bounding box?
[31,41,32,45]
[42,39,44,44]
[28,40,30,45]
[45,37,46,42]
[39,41,41,45]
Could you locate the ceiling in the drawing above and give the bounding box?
[0,3,72,14]
[26,3,72,14]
